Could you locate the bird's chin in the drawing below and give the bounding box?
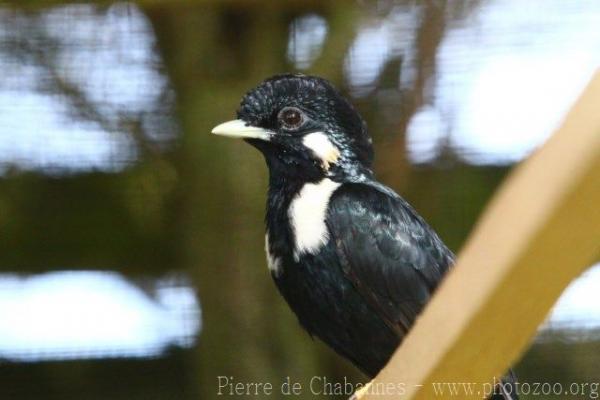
[244,138,288,172]
[244,138,273,153]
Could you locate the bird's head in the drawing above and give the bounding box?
[212,74,374,183]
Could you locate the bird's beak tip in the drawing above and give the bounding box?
[211,119,239,136]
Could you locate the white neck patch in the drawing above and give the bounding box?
[288,178,341,261]
[302,132,340,171]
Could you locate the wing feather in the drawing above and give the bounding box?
[327,182,454,337]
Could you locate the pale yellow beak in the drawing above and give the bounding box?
[211,119,271,141]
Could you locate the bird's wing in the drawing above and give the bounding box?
[326,182,455,336]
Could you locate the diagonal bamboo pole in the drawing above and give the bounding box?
[358,70,600,399]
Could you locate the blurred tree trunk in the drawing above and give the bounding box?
[144,3,361,398]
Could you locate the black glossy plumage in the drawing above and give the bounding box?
[268,179,453,377]
[328,182,453,343]
[221,74,518,400]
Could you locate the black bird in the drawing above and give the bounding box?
[212,74,518,399]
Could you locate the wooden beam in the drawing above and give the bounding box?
[359,70,600,399]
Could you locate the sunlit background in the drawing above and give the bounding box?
[0,1,599,399]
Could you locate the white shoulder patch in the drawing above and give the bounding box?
[302,132,340,170]
[265,232,282,276]
[288,178,341,261]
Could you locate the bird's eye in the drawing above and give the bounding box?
[278,107,304,130]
